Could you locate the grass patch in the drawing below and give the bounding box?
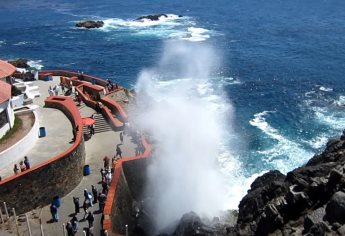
[0,115,22,144]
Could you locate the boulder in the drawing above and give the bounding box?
[75,20,104,29]
[238,170,287,224]
[303,207,326,232]
[325,191,345,224]
[8,58,29,68]
[136,14,168,21]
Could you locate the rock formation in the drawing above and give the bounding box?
[8,58,29,68]
[172,130,345,235]
[75,20,104,29]
[136,14,168,21]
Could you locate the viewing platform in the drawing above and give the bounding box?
[0,71,149,236]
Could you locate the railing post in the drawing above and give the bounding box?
[40,218,44,236]
[62,223,66,236]
[12,208,20,236]
[25,213,32,236]
[0,207,4,224]
[3,202,9,220]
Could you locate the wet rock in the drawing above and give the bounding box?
[75,20,104,29]
[325,191,345,224]
[136,14,168,21]
[8,58,29,68]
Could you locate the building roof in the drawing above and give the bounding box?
[0,80,11,104]
[0,60,16,79]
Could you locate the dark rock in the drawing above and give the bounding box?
[238,170,288,224]
[337,225,345,235]
[173,212,223,236]
[305,222,331,236]
[8,58,29,68]
[325,191,345,224]
[136,14,168,21]
[303,207,326,232]
[75,20,104,29]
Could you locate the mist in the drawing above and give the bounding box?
[130,41,233,231]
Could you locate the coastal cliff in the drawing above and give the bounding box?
[172,131,345,236]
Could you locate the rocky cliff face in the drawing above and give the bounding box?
[172,131,345,236]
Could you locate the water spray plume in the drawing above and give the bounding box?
[131,40,232,231]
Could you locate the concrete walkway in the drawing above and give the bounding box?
[0,76,138,236]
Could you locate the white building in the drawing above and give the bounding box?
[0,80,14,138]
[0,60,16,138]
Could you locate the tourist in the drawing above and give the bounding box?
[53,84,60,95]
[60,82,65,94]
[50,203,59,222]
[105,170,112,186]
[84,189,93,206]
[71,216,78,233]
[115,145,122,159]
[91,185,98,204]
[119,132,123,144]
[65,222,75,236]
[73,197,80,214]
[13,164,20,175]
[24,156,30,169]
[98,193,106,212]
[86,211,95,228]
[83,203,90,220]
[19,161,26,172]
[100,168,106,183]
[72,125,78,142]
[102,181,109,194]
[103,156,110,170]
[48,86,54,96]
[111,157,117,173]
[90,123,95,136]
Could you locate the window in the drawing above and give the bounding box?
[0,110,8,129]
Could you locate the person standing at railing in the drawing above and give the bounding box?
[24,156,30,169]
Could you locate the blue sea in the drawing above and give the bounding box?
[2,0,345,210]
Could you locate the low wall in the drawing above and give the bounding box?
[103,135,152,235]
[0,96,85,215]
[100,97,128,122]
[40,70,109,87]
[0,111,39,172]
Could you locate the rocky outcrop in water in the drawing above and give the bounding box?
[172,131,345,236]
[75,20,104,29]
[136,14,168,21]
[8,58,29,68]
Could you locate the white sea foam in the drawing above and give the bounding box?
[305,90,316,98]
[333,95,345,106]
[99,14,215,41]
[102,14,184,31]
[219,77,242,85]
[180,27,210,42]
[27,60,44,70]
[305,135,329,149]
[13,41,28,46]
[250,111,313,173]
[319,86,333,92]
[312,106,345,131]
[0,40,5,46]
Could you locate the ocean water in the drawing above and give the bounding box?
[2,0,345,210]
